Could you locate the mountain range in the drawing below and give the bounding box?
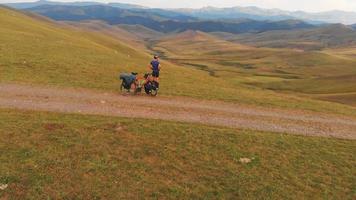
[9,4,313,34]
[213,24,356,50]
[2,0,355,49]
[2,0,356,50]
[4,0,356,25]
[175,6,356,25]
[4,0,146,9]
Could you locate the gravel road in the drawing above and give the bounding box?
[1,83,355,139]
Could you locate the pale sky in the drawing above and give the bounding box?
[1,0,356,12]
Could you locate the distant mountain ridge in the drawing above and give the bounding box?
[4,0,146,10]
[26,5,196,22]
[175,6,356,25]
[213,24,356,50]
[24,5,315,34]
[4,1,356,25]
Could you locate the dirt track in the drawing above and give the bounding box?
[0,83,355,139]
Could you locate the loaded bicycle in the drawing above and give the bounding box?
[119,72,159,96]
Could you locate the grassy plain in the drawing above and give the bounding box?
[0,109,355,199]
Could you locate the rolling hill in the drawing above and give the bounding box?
[0,5,150,89]
[0,5,356,199]
[24,5,314,34]
[213,24,356,50]
[26,4,196,24]
[4,0,146,9]
[175,6,356,25]
[0,5,213,99]
[153,30,356,106]
[117,24,164,40]
[6,1,356,25]
[18,3,354,52]
[154,30,251,58]
[62,20,149,49]
[1,5,355,114]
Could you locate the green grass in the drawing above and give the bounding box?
[0,7,149,90]
[153,31,356,112]
[317,93,356,106]
[1,7,356,117]
[261,75,356,94]
[212,24,356,50]
[1,7,355,200]
[0,109,355,199]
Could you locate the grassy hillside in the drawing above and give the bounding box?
[26,5,315,34]
[212,24,356,50]
[153,30,356,107]
[63,20,148,50]
[0,6,150,89]
[0,109,355,199]
[154,31,356,79]
[1,7,356,116]
[0,7,355,200]
[0,6,223,97]
[117,24,164,40]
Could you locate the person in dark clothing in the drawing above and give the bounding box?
[149,55,161,87]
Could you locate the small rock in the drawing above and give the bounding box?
[0,183,8,190]
[100,100,106,104]
[115,123,124,132]
[239,158,252,164]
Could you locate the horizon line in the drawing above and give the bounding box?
[2,0,356,13]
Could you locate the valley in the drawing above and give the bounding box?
[150,30,356,107]
[0,2,355,199]
[2,6,355,113]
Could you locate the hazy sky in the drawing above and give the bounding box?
[1,0,356,12]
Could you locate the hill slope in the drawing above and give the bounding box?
[0,6,217,97]
[155,30,251,58]
[176,6,356,25]
[213,24,356,50]
[116,24,164,40]
[62,20,149,50]
[0,6,150,89]
[25,5,314,34]
[4,0,146,9]
[6,1,356,24]
[1,109,355,198]
[153,30,356,107]
[1,6,355,115]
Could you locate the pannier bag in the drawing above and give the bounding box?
[119,73,136,89]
